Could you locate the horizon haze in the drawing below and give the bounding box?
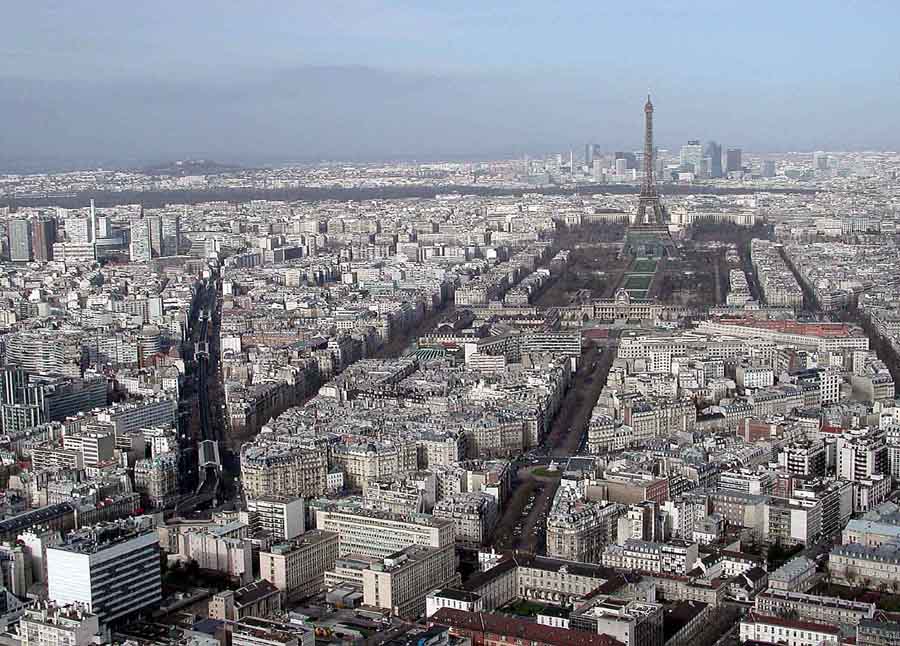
[2,1,898,171]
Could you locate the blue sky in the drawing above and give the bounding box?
[2,1,898,165]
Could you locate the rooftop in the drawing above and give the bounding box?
[430,608,624,646]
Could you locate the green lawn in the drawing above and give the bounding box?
[623,274,653,290]
[633,259,658,273]
[533,467,562,478]
[627,290,648,299]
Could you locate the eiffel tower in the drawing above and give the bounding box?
[636,95,666,224]
[625,95,675,257]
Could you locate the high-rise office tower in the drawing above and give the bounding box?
[8,219,32,262]
[161,215,180,256]
[32,218,56,262]
[679,140,704,175]
[726,148,742,173]
[704,141,723,177]
[761,160,777,178]
[65,217,91,244]
[96,216,111,239]
[147,215,163,258]
[636,95,665,225]
[584,143,602,170]
[699,157,711,178]
[614,151,638,170]
[130,218,152,263]
[813,151,829,171]
[88,200,97,243]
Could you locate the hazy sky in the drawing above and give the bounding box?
[2,1,898,168]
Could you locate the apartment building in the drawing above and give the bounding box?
[362,545,459,618]
[516,557,610,606]
[547,485,623,563]
[764,497,822,546]
[331,439,418,489]
[570,597,664,646]
[232,617,314,646]
[829,541,900,588]
[176,523,252,583]
[314,506,455,559]
[19,602,101,646]
[241,443,327,499]
[430,608,623,646]
[739,612,840,646]
[209,580,281,622]
[433,492,498,547]
[246,496,305,541]
[95,396,178,436]
[602,539,698,576]
[755,589,874,628]
[843,518,900,548]
[364,472,437,515]
[133,453,180,508]
[719,469,774,495]
[61,431,115,467]
[768,556,818,592]
[836,427,887,482]
[259,530,339,601]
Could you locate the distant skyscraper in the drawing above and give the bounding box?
[65,217,91,244]
[585,143,602,169]
[726,148,743,173]
[96,216,111,239]
[130,218,153,263]
[161,215,181,257]
[704,141,723,178]
[813,151,829,171]
[89,199,97,243]
[679,140,704,175]
[761,160,777,178]
[32,218,56,262]
[8,219,32,262]
[614,151,638,170]
[146,215,163,258]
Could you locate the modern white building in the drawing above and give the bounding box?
[246,496,305,541]
[46,525,162,623]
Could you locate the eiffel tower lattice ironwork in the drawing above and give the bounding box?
[636,94,666,225]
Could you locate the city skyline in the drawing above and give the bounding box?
[3,4,900,645]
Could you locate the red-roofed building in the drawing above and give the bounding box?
[739,611,840,646]
[429,608,624,646]
[716,319,851,338]
[697,319,868,352]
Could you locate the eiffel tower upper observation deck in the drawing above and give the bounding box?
[625,95,675,258]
